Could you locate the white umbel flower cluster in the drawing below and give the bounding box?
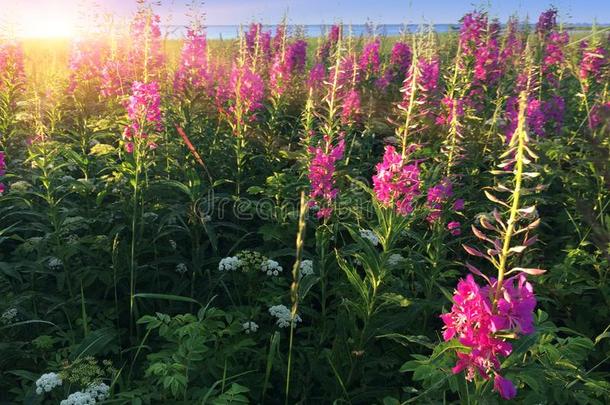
[60,391,93,405]
[360,229,379,246]
[175,263,188,274]
[261,259,283,276]
[35,372,63,394]
[242,321,259,334]
[1,308,17,324]
[268,304,301,328]
[60,382,110,405]
[48,257,63,270]
[387,253,405,267]
[299,260,314,277]
[218,256,241,272]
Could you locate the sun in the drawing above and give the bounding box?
[20,14,78,38]
[9,1,80,39]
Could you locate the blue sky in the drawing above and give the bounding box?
[122,0,610,24]
[3,0,610,35]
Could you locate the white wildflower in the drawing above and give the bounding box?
[35,372,62,395]
[268,304,301,328]
[388,253,405,267]
[86,382,110,401]
[175,263,188,274]
[261,259,283,276]
[48,257,63,270]
[360,229,379,246]
[60,390,94,405]
[169,239,177,250]
[10,180,31,192]
[299,260,314,278]
[1,308,17,324]
[242,321,259,334]
[218,256,241,272]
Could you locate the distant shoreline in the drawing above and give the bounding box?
[14,23,609,41]
[167,23,610,39]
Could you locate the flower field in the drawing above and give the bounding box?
[1,2,610,404]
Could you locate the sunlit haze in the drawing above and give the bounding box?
[1,0,610,39]
[3,1,80,38]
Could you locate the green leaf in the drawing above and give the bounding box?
[378,333,435,349]
[70,327,117,360]
[0,319,57,331]
[134,293,202,306]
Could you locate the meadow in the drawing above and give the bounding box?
[0,3,609,404]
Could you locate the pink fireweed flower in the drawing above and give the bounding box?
[377,41,411,88]
[536,7,558,38]
[459,12,488,52]
[245,23,272,63]
[308,136,345,219]
[174,29,208,93]
[331,55,360,89]
[207,61,230,105]
[579,45,607,84]
[126,82,163,130]
[526,99,546,137]
[543,31,569,68]
[500,17,524,64]
[473,37,501,84]
[447,221,461,236]
[123,81,163,152]
[399,57,440,120]
[440,274,492,342]
[542,31,568,87]
[228,64,265,122]
[285,40,307,73]
[589,101,610,129]
[269,54,291,97]
[272,23,286,54]
[0,151,5,195]
[67,39,108,94]
[436,97,465,126]
[328,25,341,44]
[504,97,520,142]
[101,59,128,98]
[0,151,5,177]
[389,41,412,79]
[494,374,517,400]
[358,39,381,77]
[308,63,326,90]
[129,7,165,81]
[494,274,537,334]
[372,145,421,215]
[425,178,453,222]
[375,71,392,91]
[505,96,558,141]
[419,58,440,94]
[268,40,307,97]
[341,88,361,124]
[0,41,26,87]
[542,95,565,135]
[317,24,341,62]
[454,198,465,211]
[441,273,538,400]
